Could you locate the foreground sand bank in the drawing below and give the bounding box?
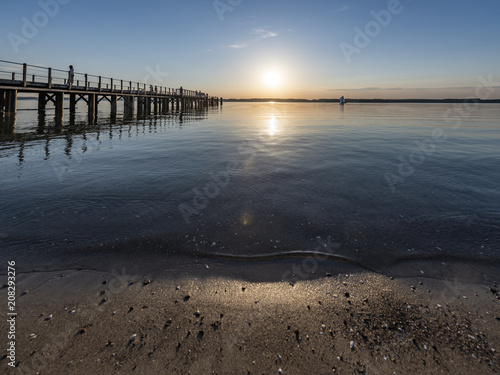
[2,264,499,374]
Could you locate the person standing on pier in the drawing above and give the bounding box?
[180,86,183,96]
[68,65,74,86]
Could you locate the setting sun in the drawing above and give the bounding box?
[263,70,282,88]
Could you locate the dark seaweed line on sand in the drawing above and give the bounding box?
[194,250,500,270]
[5,251,499,276]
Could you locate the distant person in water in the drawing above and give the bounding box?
[68,65,74,85]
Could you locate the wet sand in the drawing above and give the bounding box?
[2,259,499,374]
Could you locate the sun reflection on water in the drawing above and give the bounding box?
[268,115,277,136]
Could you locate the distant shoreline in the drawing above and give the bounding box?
[16,96,500,104]
[224,98,500,103]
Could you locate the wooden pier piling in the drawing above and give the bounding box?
[69,93,76,115]
[110,96,117,116]
[0,90,5,112]
[38,93,45,112]
[5,90,17,117]
[136,97,143,117]
[0,110,16,134]
[124,96,134,117]
[88,94,96,122]
[55,92,64,119]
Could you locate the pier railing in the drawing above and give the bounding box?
[0,60,210,98]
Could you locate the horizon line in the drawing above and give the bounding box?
[223,98,500,102]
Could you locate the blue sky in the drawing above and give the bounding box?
[1,0,499,99]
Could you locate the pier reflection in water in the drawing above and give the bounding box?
[0,99,211,166]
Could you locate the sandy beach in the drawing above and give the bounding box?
[2,256,499,375]
[2,0,500,373]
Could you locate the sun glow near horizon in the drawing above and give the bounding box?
[263,70,283,88]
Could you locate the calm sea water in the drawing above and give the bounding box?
[1,101,499,278]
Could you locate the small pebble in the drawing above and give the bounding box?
[350,341,355,350]
[45,314,53,321]
[143,279,151,285]
[129,334,137,342]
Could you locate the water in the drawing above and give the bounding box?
[1,101,499,279]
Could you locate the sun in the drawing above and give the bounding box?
[263,70,282,88]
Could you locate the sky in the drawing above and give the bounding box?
[1,0,499,99]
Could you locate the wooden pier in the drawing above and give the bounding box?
[0,60,223,124]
